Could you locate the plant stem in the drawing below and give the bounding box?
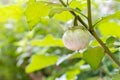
[77,15,88,29]
[87,0,92,30]
[74,16,78,26]
[59,0,67,7]
[75,8,88,19]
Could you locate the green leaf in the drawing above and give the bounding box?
[69,0,87,10]
[49,7,74,18]
[95,11,120,26]
[66,68,80,80]
[83,46,105,70]
[98,22,120,37]
[0,5,23,22]
[53,11,73,21]
[57,52,83,65]
[26,54,58,73]
[106,36,116,47]
[112,74,120,80]
[30,35,64,47]
[25,1,51,29]
[69,52,83,59]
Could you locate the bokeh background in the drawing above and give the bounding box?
[0,0,120,80]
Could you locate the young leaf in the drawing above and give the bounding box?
[83,46,105,70]
[26,54,58,73]
[25,1,51,29]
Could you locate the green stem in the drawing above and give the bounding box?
[59,0,67,7]
[74,16,78,26]
[75,8,88,19]
[77,16,88,29]
[87,0,92,30]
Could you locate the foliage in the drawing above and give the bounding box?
[0,0,120,80]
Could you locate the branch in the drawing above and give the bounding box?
[87,0,92,30]
[59,0,67,7]
[75,8,88,19]
[74,16,78,26]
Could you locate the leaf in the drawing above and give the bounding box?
[49,7,74,18]
[25,1,51,29]
[98,22,120,37]
[56,52,83,65]
[95,11,120,26]
[106,36,116,47]
[66,68,80,80]
[30,35,64,47]
[54,11,73,21]
[83,46,105,70]
[112,74,120,80]
[69,52,83,59]
[56,54,73,66]
[69,0,87,10]
[0,5,23,22]
[26,54,58,73]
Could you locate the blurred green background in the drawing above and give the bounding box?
[0,0,120,80]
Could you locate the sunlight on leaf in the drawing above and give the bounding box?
[69,0,87,10]
[49,7,74,18]
[66,68,80,80]
[98,22,120,37]
[54,11,73,21]
[26,54,58,73]
[25,1,51,29]
[30,35,64,47]
[0,5,23,22]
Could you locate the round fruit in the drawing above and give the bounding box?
[62,28,91,51]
